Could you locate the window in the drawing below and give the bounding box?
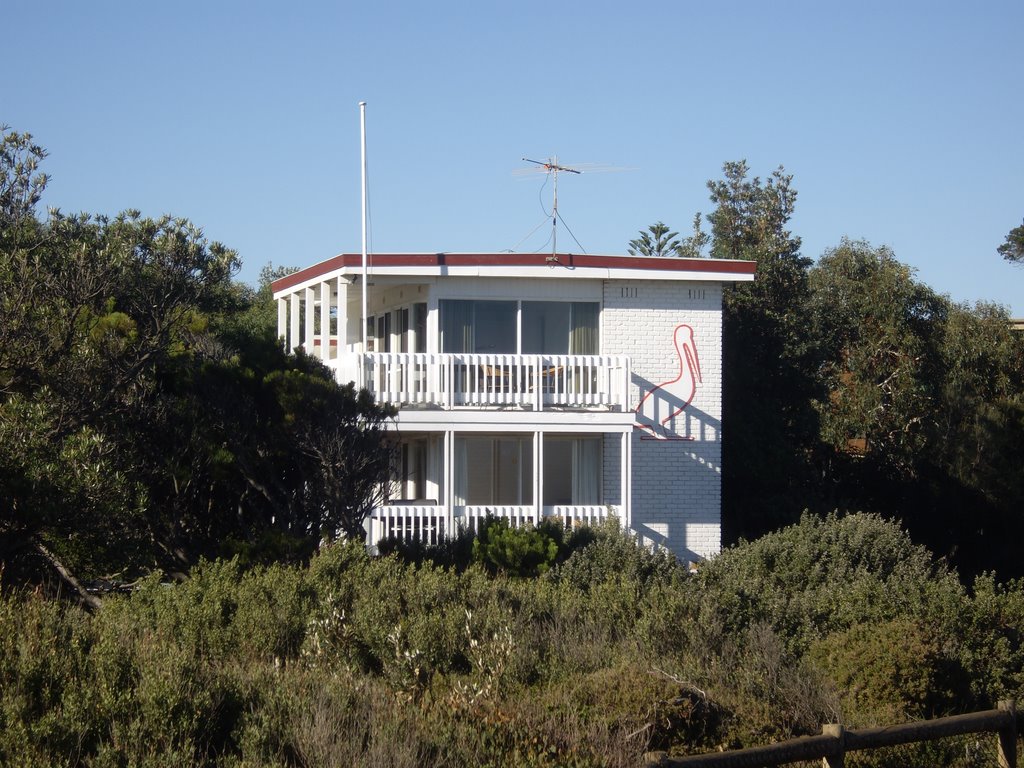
[522,301,599,355]
[376,313,392,352]
[413,302,427,353]
[440,300,598,354]
[397,307,410,353]
[454,436,532,505]
[394,439,427,501]
[440,300,517,353]
[452,435,602,506]
[543,436,601,505]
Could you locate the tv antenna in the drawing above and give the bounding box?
[517,156,585,257]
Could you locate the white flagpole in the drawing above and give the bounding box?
[360,101,368,351]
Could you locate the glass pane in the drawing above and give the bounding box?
[543,437,601,505]
[522,301,571,354]
[542,439,573,505]
[414,302,427,353]
[496,438,532,504]
[462,437,493,504]
[473,301,516,353]
[440,300,473,353]
[377,314,391,353]
[570,302,599,354]
[456,436,533,504]
[397,308,410,353]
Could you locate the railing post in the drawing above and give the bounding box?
[622,357,632,412]
[822,723,845,768]
[445,356,454,410]
[998,699,1017,768]
[533,355,542,411]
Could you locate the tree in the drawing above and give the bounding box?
[998,219,1024,264]
[808,239,1024,577]
[705,161,820,540]
[0,127,397,597]
[629,215,711,259]
[0,126,47,230]
[676,212,711,259]
[628,221,681,258]
[808,239,948,472]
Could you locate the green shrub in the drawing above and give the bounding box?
[5,512,1023,767]
[952,574,1024,705]
[809,618,964,724]
[472,517,563,577]
[550,518,682,592]
[692,512,967,652]
[0,594,99,766]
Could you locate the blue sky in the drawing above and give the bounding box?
[7,0,1023,314]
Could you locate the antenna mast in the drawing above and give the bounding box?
[522,156,580,256]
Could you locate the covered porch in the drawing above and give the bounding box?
[368,422,633,549]
[274,274,631,412]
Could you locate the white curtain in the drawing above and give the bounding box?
[569,302,599,355]
[440,300,474,353]
[571,438,600,505]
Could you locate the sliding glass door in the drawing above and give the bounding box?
[542,436,602,505]
[454,436,532,505]
[441,300,598,354]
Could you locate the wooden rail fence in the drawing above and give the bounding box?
[644,700,1018,768]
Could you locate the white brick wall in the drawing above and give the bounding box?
[602,280,723,562]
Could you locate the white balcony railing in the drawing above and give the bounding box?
[335,353,631,411]
[368,504,619,548]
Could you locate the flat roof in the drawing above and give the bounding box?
[271,252,756,295]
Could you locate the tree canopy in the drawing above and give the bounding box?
[0,127,396,601]
[642,162,1024,578]
[998,219,1024,264]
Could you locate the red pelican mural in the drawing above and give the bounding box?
[634,323,702,439]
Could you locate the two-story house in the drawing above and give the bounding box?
[271,252,755,562]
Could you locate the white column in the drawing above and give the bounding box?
[289,293,300,354]
[319,280,331,361]
[277,297,287,351]
[336,276,348,350]
[303,286,315,352]
[622,431,633,530]
[444,430,454,538]
[427,294,439,354]
[534,431,543,525]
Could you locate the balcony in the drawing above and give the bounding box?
[332,353,631,411]
[367,503,619,548]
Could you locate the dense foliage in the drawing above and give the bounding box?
[4,122,1024,764]
[635,163,1024,578]
[998,219,1024,264]
[0,127,396,599]
[2,515,1022,767]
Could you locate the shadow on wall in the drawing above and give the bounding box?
[632,372,721,442]
[630,400,722,564]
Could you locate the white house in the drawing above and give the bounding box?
[271,252,755,562]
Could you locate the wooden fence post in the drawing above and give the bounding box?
[822,723,845,768]
[998,699,1017,768]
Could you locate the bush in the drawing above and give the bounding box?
[691,512,967,652]
[471,517,563,577]
[549,518,682,592]
[809,618,964,724]
[5,512,1024,767]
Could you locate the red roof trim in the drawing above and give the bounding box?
[271,252,756,292]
